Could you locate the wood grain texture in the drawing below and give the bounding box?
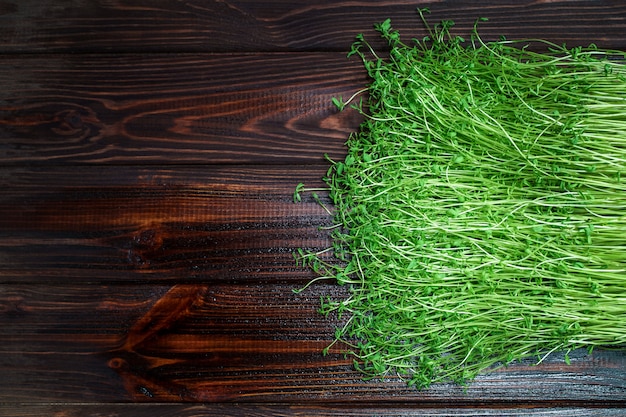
[0,165,333,284]
[0,0,624,53]
[0,54,362,165]
[1,283,625,403]
[2,404,626,417]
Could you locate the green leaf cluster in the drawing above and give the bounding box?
[296,9,626,389]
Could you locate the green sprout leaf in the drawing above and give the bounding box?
[294,10,626,390]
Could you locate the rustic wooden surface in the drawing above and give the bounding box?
[1,1,625,415]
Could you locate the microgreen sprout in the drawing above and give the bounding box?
[293,182,330,203]
[295,10,626,389]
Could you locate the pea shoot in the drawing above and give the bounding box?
[296,8,626,389]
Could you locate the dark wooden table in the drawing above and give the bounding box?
[1,1,625,415]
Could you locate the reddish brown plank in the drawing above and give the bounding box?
[0,284,168,402]
[0,165,334,284]
[1,283,625,403]
[2,404,626,417]
[0,53,362,165]
[0,1,624,53]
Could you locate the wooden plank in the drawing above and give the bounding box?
[2,404,626,417]
[0,284,164,402]
[0,53,362,165]
[0,165,334,284]
[1,283,625,403]
[0,1,624,53]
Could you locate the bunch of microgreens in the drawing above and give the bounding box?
[293,8,626,389]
